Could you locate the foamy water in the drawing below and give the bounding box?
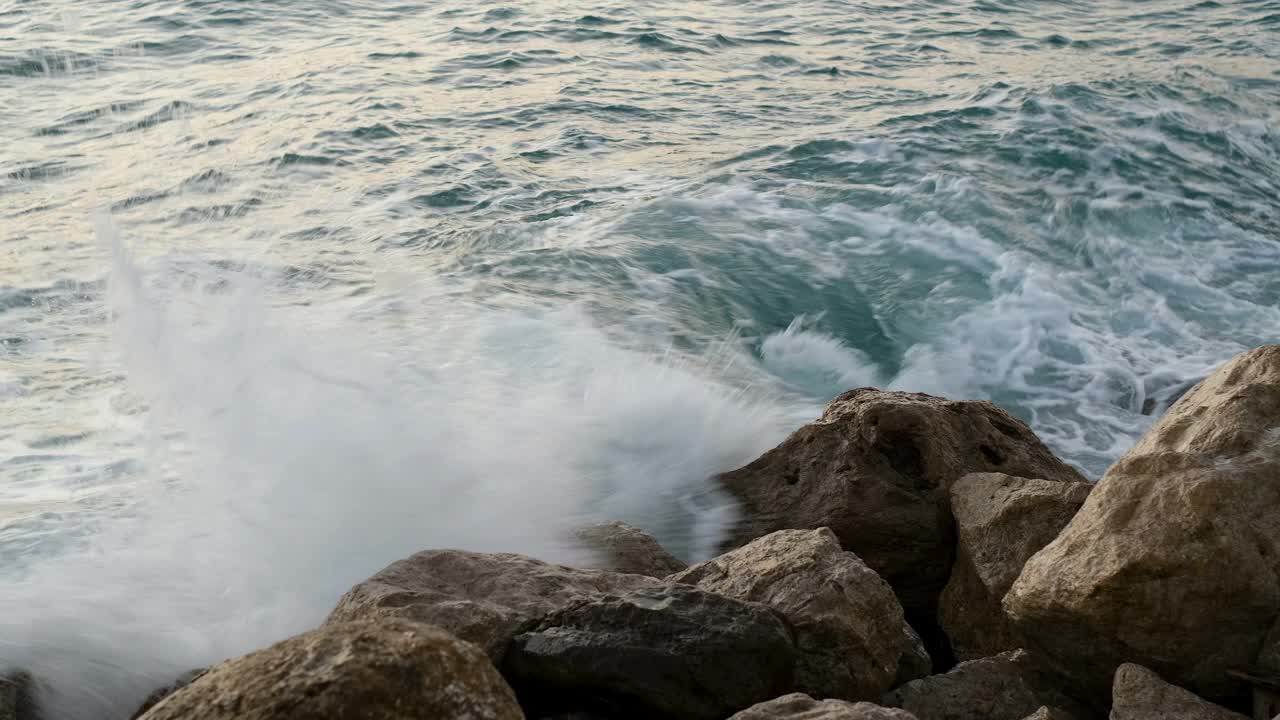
[3,0,1279,716]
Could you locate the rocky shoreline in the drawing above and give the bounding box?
[7,345,1280,720]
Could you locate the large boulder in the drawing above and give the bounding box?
[880,650,1086,720]
[1004,346,1280,699]
[327,549,657,660]
[1109,664,1248,720]
[729,693,919,719]
[573,521,686,578]
[938,473,1092,660]
[718,389,1085,619]
[670,528,912,700]
[504,584,797,720]
[137,619,522,720]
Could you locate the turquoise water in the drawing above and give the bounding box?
[2,1,1279,716]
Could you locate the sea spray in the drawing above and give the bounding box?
[0,217,811,720]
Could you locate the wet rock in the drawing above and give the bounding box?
[328,549,657,660]
[670,528,909,700]
[1005,346,1280,699]
[881,650,1087,720]
[1109,664,1247,720]
[137,619,522,720]
[729,693,919,719]
[718,389,1084,621]
[131,669,207,719]
[0,673,35,720]
[573,521,686,578]
[504,584,797,720]
[938,473,1092,660]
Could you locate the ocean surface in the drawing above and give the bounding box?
[2,0,1278,716]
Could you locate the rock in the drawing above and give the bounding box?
[131,669,207,719]
[1109,664,1247,720]
[1021,709,1074,720]
[881,650,1087,720]
[137,619,522,720]
[670,528,907,700]
[1005,346,1280,699]
[1,673,35,720]
[504,584,797,720]
[728,693,919,719]
[718,389,1085,621]
[896,622,933,686]
[573,521,686,578]
[938,473,1092,660]
[328,549,657,660]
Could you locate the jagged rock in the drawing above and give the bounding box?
[881,650,1087,720]
[729,693,919,719]
[131,669,207,719]
[1005,346,1280,699]
[574,521,686,578]
[939,473,1092,660]
[1,673,35,720]
[1109,664,1247,720]
[504,584,797,720]
[327,549,657,660]
[718,389,1085,621]
[137,619,522,720]
[896,622,933,686]
[670,528,908,700]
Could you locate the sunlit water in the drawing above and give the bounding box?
[2,0,1279,716]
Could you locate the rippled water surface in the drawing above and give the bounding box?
[2,0,1279,716]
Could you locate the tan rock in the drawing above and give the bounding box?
[573,520,686,578]
[939,473,1092,660]
[1109,664,1247,720]
[1005,346,1280,699]
[881,650,1087,720]
[718,389,1084,617]
[670,528,909,700]
[137,619,522,720]
[327,549,657,659]
[729,693,919,719]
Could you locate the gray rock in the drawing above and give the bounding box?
[1021,708,1076,720]
[881,650,1087,720]
[574,521,686,578]
[328,549,658,660]
[1109,664,1247,720]
[505,584,798,720]
[137,619,522,720]
[729,693,919,719]
[895,622,933,687]
[1005,346,1280,700]
[939,473,1092,660]
[670,528,908,700]
[718,389,1085,619]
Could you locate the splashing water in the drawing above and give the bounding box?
[0,216,811,719]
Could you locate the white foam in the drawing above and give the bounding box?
[0,217,806,720]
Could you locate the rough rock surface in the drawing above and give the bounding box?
[504,584,797,720]
[881,650,1085,720]
[718,389,1085,617]
[573,521,686,578]
[1005,346,1280,699]
[670,528,907,700]
[939,473,1092,660]
[137,619,522,720]
[729,693,919,720]
[328,549,657,659]
[1021,709,1074,720]
[895,622,933,686]
[1109,664,1248,720]
[0,674,34,720]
